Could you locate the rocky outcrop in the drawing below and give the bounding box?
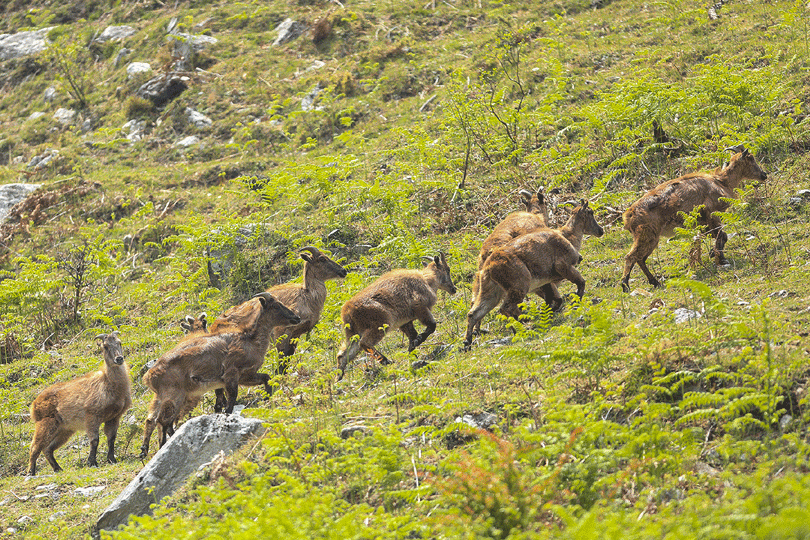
[0,184,41,223]
[136,73,188,106]
[94,26,137,43]
[95,414,265,534]
[0,28,53,61]
[273,18,307,46]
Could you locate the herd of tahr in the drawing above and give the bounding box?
[26,145,767,475]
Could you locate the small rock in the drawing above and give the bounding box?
[780,414,793,432]
[81,118,94,134]
[695,461,720,476]
[301,84,321,112]
[113,48,130,67]
[94,26,137,43]
[35,483,58,491]
[7,527,17,534]
[126,62,152,79]
[122,119,145,142]
[53,108,76,125]
[455,412,498,430]
[306,60,326,72]
[769,290,792,299]
[168,33,218,52]
[28,111,46,121]
[176,135,200,147]
[273,18,308,46]
[340,423,368,439]
[796,189,810,198]
[43,87,57,102]
[673,307,701,324]
[186,108,212,128]
[630,289,652,297]
[136,73,188,106]
[485,336,512,348]
[74,486,105,497]
[48,511,67,522]
[411,359,429,370]
[27,151,57,171]
[17,516,33,525]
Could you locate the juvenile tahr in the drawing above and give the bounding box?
[28,332,132,476]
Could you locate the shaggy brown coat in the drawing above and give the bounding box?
[337,253,457,380]
[139,292,300,458]
[210,246,346,371]
[463,202,604,349]
[28,332,131,475]
[621,146,767,292]
[472,189,556,334]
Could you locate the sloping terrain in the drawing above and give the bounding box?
[2,0,810,538]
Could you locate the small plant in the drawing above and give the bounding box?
[45,31,93,109]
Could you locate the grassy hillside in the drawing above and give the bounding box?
[2,0,810,538]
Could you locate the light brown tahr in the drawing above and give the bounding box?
[336,253,457,380]
[28,332,132,476]
[621,145,767,292]
[139,292,300,458]
[471,188,556,336]
[463,201,604,350]
[210,246,347,373]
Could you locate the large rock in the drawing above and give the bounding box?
[136,73,188,106]
[94,26,137,43]
[168,33,217,71]
[0,28,54,61]
[126,62,152,79]
[95,414,264,534]
[273,18,307,46]
[0,184,41,223]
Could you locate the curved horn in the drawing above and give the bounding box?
[253,291,277,304]
[724,144,746,154]
[559,200,578,208]
[421,255,435,264]
[299,246,322,256]
[518,189,532,198]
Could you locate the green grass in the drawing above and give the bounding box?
[2,0,810,538]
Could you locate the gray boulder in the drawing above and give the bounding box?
[136,73,188,106]
[53,108,76,125]
[168,33,217,71]
[126,62,151,79]
[94,26,137,43]
[273,18,307,46]
[43,87,57,103]
[27,150,58,171]
[186,108,212,129]
[0,183,41,223]
[0,27,53,61]
[95,414,265,533]
[176,135,200,147]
